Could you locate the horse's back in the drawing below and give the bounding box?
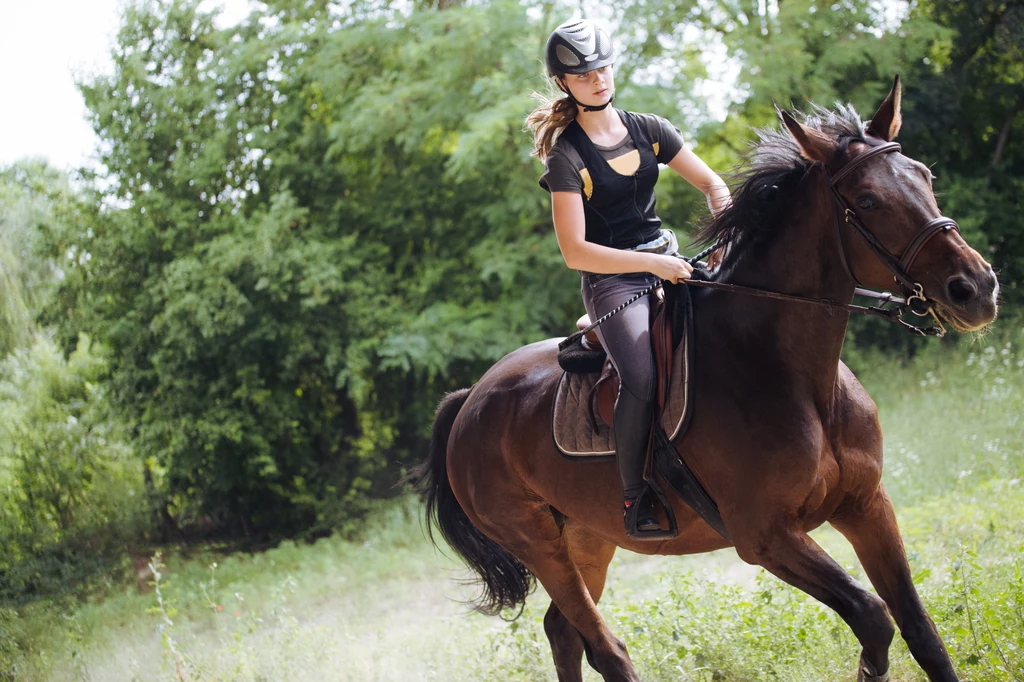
[447,338,563,482]
[476,337,563,404]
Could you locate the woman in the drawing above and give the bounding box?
[526,18,731,539]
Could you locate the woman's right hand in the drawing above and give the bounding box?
[649,254,693,284]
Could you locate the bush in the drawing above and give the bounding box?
[0,335,148,605]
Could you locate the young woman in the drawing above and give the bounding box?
[526,18,731,539]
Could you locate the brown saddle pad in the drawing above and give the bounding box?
[551,298,691,458]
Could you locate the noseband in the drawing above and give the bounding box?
[825,141,959,316]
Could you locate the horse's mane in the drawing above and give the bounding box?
[696,103,867,261]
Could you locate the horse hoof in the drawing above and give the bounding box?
[858,658,890,682]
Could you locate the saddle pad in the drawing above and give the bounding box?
[551,315,691,458]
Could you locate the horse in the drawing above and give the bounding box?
[412,77,999,682]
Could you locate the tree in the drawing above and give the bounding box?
[899,0,1024,305]
[0,161,68,356]
[52,0,584,536]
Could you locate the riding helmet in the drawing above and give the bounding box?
[545,19,615,77]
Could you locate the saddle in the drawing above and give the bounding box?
[552,286,684,456]
[552,282,730,541]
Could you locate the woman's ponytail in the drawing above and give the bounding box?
[525,90,577,160]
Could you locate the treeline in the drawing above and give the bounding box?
[1,0,1021,602]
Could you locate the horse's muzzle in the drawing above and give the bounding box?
[936,262,999,332]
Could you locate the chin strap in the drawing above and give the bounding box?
[583,93,614,112]
[557,82,614,112]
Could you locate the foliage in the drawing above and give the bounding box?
[609,0,946,236]
[0,335,146,606]
[898,0,1024,305]
[45,0,588,538]
[0,161,67,357]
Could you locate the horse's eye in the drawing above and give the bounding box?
[856,195,878,210]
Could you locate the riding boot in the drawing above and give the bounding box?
[613,387,661,535]
[623,494,660,533]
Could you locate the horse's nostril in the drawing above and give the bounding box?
[947,277,977,304]
[984,268,998,292]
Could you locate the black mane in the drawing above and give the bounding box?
[696,104,867,260]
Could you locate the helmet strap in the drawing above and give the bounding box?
[556,79,614,113]
[583,94,614,112]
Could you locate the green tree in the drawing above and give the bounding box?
[899,0,1024,305]
[0,335,145,604]
[0,161,68,356]
[52,0,586,536]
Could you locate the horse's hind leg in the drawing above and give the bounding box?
[475,502,637,682]
[543,525,618,682]
[831,485,958,682]
[735,524,897,680]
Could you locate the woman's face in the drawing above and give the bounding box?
[560,66,614,109]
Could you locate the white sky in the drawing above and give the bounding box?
[0,0,250,172]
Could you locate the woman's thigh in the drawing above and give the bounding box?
[581,273,658,401]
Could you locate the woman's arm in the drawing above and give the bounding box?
[551,191,692,282]
[666,147,731,216]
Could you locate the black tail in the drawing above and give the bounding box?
[409,387,535,617]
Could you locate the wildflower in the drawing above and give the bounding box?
[217,604,223,611]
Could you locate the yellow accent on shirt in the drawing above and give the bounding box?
[580,168,594,200]
[606,150,640,176]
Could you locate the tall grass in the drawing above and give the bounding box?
[3,332,1023,681]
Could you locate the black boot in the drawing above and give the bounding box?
[614,387,665,538]
[624,494,660,533]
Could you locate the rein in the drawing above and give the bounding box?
[562,140,958,352]
[566,260,940,354]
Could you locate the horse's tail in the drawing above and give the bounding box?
[409,387,535,617]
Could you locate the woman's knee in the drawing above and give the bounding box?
[617,361,655,404]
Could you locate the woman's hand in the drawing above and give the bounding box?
[649,254,693,284]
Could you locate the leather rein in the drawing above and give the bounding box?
[568,141,958,347]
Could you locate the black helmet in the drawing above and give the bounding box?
[545,19,615,77]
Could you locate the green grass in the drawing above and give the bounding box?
[3,331,1024,681]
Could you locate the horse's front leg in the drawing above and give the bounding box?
[733,523,896,680]
[831,485,959,682]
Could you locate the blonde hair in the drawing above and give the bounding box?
[524,87,577,160]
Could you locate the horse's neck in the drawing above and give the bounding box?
[715,176,854,401]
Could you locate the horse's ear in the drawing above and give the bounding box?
[778,109,837,164]
[866,75,902,141]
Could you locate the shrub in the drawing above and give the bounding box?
[0,335,148,605]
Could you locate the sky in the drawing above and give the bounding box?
[0,0,250,172]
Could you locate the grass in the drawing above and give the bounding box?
[3,329,1024,681]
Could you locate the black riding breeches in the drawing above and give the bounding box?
[581,271,658,499]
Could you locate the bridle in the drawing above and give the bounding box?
[825,141,959,324]
[563,139,961,351]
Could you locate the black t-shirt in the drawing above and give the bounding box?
[539,113,685,198]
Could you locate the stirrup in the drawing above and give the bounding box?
[624,486,677,541]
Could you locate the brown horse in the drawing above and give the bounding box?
[413,78,998,682]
